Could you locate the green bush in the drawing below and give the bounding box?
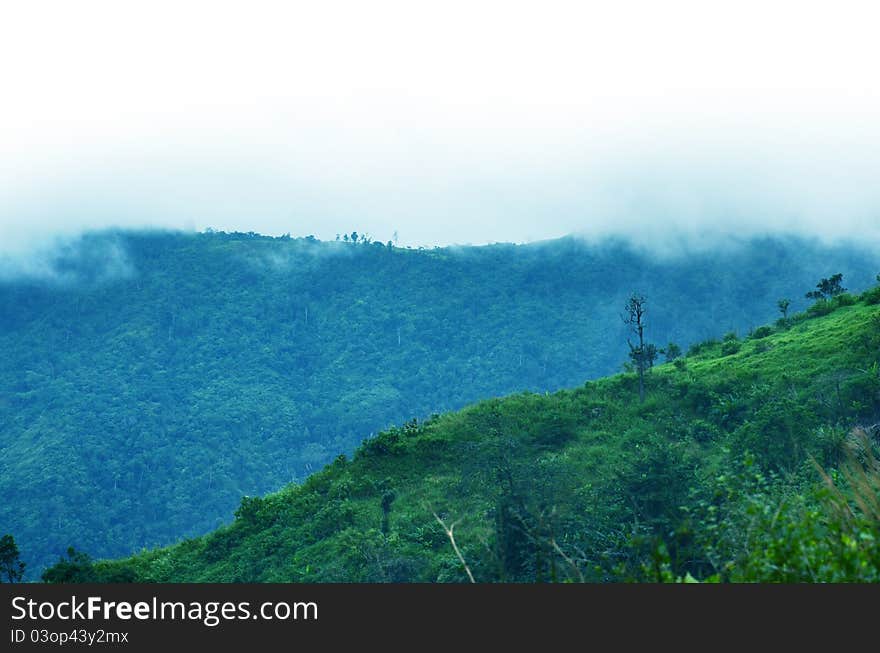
[750,326,773,339]
[732,395,817,471]
[720,340,741,356]
[41,548,99,583]
[754,340,771,354]
[37,291,880,584]
[689,419,721,443]
[687,338,719,357]
[860,286,880,305]
[807,299,834,317]
[715,434,880,582]
[834,293,857,307]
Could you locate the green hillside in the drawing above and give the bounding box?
[2,229,877,576]
[53,286,880,582]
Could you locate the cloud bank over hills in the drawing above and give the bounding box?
[2,1,879,253]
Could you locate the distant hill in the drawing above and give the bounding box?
[1,229,877,575]
[55,283,880,582]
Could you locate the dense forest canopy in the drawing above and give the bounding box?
[1,229,876,575]
[46,287,880,583]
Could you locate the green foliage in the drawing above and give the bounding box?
[806,273,847,300]
[8,231,879,579]
[805,276,859,317]
[732,394,819,471]
[835,292,857,307]
[41,548,99,583]
[662,342,682,362]
[619,435,694,537]
[861,286,880,305]
[50,299,880,583]
[695,430,880,582]
[688,419,721,443]
[0,535,25,583]
[753,340,771,354]
[720,339,741,356]
[807,299,835,317]
[687,338,719,357]
[777,298,791,319]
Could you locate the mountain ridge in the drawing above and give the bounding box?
[49,287,880,582]
[2,229,877,575]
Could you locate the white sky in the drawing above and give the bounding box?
[2,0,880,251]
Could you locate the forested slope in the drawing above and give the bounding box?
[2,229,876,575]
[61,285,880,582]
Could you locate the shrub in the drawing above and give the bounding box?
[807,299,834,317]
[41,548,99,583]
[731,396,817,471]
[663,342,682,362]
[687,338,718,357]
[720,340,741,356]
[861,286,880,305]
[722,430,880,582]
[834,293,856,307]
[750,326,773,339]
[814,425,849,467]
[689,419,721,443]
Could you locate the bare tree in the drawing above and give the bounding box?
[622,293,651,403]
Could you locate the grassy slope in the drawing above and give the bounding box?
[90,295,880,582]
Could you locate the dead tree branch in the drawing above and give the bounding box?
[433,511,476,583]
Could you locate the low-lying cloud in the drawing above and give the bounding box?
[0,232,134,284]
[2,2,879,259]
[3,117,879,260]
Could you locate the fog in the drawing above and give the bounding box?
[2,1,879,260]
